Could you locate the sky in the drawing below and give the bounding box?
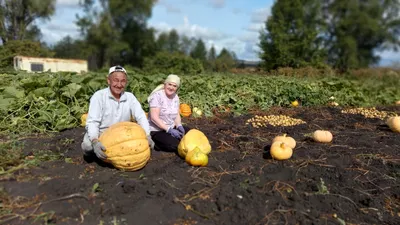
[37,0,399,66]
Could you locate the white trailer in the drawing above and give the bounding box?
[13,56,88,73]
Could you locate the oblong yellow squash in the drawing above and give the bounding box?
[99,121,150,171]
[81,113,88,127]
[178,129,211,158]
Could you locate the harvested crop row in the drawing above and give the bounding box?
[341,107,397,120]
[246,115,306,128]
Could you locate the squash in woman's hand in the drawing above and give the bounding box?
[312,130,333,143]
[386,116,400,132]
[185,147,208,166]
[272,133,296,149]
[178,129,211,158]
[270,141,293,160]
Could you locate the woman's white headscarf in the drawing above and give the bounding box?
[149,74,181,96]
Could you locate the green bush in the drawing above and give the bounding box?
[142,52,204,75]
[0,40,54,68]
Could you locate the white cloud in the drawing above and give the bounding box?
[40,22,80,45]
[151,16,227,41]
[209,0,225,9]
[56,0,80,8]
[250,8,270,23]
[244,23,264,33]
[156,0,181,13]
[149,16,261,60]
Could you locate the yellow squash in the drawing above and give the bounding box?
[270,142,293,160]
[185,147,208,166]
[178,129,211,158]
[312,130,333,143]
[192,107,202,117]
[272,134,296,149]
[386,116,400,132]
[81,113,88,127]
[98,122,150,171]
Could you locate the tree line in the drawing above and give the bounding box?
[260,0,400,71]
[0,0,399,73]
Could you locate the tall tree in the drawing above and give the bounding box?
[259,0,326,70]
[208,45,216,61]
[156,32,169,52]
[51,36,88,59]
[190,38,207,61]
[76,0,156,69]
[0,0,55,44]
[214,48,236,72]
[166,29,180,53]
[179,35,194,55]
[324,0,400,70]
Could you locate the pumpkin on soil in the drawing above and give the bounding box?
[81,113,88,127]
[386,116,400,132]
[98,121,150,171]
[312,130,333,143]
[180,104,192,117]
[178,129,211,158]
[272,134,296,149]
[270,142,293,160]
[185,147,208,166]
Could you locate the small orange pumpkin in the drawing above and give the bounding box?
[180,103,192,117]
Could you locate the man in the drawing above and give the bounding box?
[81,65,154,160]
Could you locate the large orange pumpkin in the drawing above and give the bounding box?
[180,103,192,117]
[98,122,150,171]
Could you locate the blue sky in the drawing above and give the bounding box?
[38,0,399,66]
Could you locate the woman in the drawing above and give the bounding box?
[148,74,190,152]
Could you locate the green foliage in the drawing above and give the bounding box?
[213,48,236,72]
[51,36,88,59]
[75,0,157,69]
[0,0,56,43]
[190,39,208,62]
[142,52,204,75]
[259,0,326,70]
[0,40,54,67]
[325,0,400,70]
[0,69,399,135]
[260,0,400,70]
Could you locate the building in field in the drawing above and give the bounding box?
[13,56,88,73]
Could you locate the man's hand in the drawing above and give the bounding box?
[147,135,155,150]
[92,140,107,160]
[176,125,185,136]
[167,127,183,139]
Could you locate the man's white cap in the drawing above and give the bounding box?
[108,65,127,75]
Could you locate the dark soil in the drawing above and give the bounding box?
[1,106,400,225]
